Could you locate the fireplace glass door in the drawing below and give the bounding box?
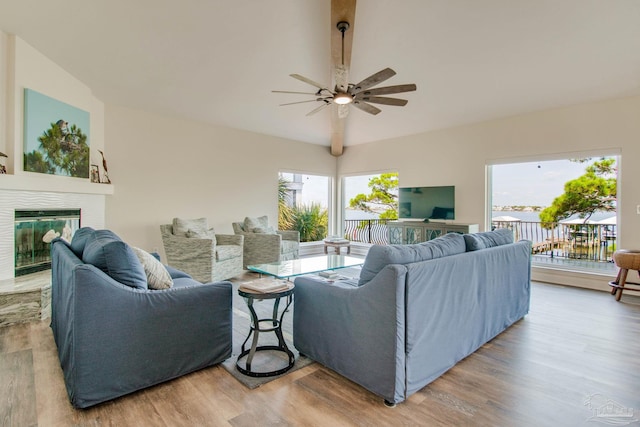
[14,209,81,276]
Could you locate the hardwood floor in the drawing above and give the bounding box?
[1,282,639,427]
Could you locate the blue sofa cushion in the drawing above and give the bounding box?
[358,233,466,286]
[70,227,95,258]
[82,230,148,290]
[464,228,514,251]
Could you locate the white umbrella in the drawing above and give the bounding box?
[492,215,521,222]
[595,216,617,225]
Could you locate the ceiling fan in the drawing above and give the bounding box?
[274,62,417,118]
[272,0,417,156]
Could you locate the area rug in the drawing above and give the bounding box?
[221,276,314,389]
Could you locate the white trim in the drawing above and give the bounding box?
[486,147,621,166]
[532,265,616,292]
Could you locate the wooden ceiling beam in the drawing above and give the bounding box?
[330,0,356,157]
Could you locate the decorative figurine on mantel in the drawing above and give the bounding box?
[0,151,7,174]
[98,149,111,184]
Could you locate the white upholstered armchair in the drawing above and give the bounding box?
[160,218,244,282]
[232,215,299,268]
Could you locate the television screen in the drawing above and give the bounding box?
[398,186,455,220]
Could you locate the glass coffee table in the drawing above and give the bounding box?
[247,255,364,280]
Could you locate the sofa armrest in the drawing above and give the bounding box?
[293,265,407,403]
[67,264,232,407]
[277,230,300,242]
[216,233,243,246]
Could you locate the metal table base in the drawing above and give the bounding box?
[236,287,295,377]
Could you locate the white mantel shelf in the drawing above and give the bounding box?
[0,173,114,195]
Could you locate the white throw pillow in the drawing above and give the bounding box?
[131,247,173,290]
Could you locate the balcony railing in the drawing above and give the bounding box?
[492,220,616,263]
[343,218,616,263]
[344,219,390,245]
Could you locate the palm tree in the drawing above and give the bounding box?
[278,177,294,230]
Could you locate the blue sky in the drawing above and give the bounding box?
[492,158,616,207]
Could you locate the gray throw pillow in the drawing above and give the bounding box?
[186,227,217,245]
[463,228,514,251]
[244,215,269,232]
[173,217,208,237]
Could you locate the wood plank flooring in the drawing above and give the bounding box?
[1,282,639,427]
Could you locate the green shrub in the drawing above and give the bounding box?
[288,203,328,242]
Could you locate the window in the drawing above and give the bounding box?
[342,172,398,244]
[490,156,618,268]
[278,172,331,242]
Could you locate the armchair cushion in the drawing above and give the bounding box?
[82,230,148,290]
[132,247,173,290]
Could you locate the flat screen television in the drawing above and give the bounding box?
[398,186,455,220]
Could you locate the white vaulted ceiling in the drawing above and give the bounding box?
[1,0,639,148]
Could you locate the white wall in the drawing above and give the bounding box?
[104,105,337,256]
[7,35,105,173]
[338,96,640,251]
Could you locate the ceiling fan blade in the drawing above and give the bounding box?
[279,99,324,106]
[352,101,382,115]
[306,102,331,116]
[351,68,396,92]
[354,84,417,96]
[272,90,319,95]
[290,74,331,91]
[357,96,408,106]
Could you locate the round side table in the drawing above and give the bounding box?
[236,284,295,377]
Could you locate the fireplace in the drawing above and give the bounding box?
[14,209,81,276]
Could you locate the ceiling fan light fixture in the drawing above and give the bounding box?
[334,92,353,104]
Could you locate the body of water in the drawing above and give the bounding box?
[492,210,616,223]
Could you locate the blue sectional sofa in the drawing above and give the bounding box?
[50,228,232,408]
[293,229,531,405]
